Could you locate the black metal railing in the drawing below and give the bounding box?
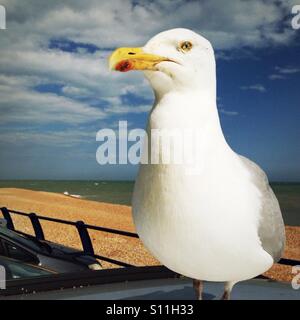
[0,207,139,268]
[0,206,299,269]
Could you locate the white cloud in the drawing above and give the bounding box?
[0,76,106,124]
[62,85,91,97]
[218,108,239,116]
[268,74,286,80]
[240,84,266,93]
[274,66,300,74]
[1,4,295,62]
[1,0,296,50]
[268,65,300,80]
[0,130,95,147]
[101,95,152,115]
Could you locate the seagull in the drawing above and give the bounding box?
[109,28,285,300]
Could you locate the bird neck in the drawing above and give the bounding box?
[148,87,230,159]
[151,87,220,130]
[153,73,217,104]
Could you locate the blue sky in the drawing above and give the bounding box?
[0,0,299,181]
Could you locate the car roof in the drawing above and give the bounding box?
[0,226,44,252]
[0,255,55,274]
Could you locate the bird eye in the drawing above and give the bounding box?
[179,41,193,52]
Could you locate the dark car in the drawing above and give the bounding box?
[0,255,55,280]
[0,226,101,273]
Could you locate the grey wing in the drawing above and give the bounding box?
[239,156,285,262]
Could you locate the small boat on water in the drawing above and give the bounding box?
[63,191,82,199]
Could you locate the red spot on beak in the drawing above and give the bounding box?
[115,60,134,72]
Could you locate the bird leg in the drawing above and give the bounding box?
[193,279,203,300]
[221,290,230,300]
[221,281,236,300]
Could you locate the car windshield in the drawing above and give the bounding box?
[0,227,43,252]
[0,257,54,280]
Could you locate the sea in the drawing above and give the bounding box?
[0,180,299,226]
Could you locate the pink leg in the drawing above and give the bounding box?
[221,281,237,300]
[193,279,204,300]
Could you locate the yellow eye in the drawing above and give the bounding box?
[179,41,193,52]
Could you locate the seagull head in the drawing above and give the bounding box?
[109,28,216,98]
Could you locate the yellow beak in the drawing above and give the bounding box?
[109,47,170,72]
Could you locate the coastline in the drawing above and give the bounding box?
[0,187,299,282]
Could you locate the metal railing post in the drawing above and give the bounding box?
[1,207,15,230]
[29,213,45,241]
[75,221,94,256]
